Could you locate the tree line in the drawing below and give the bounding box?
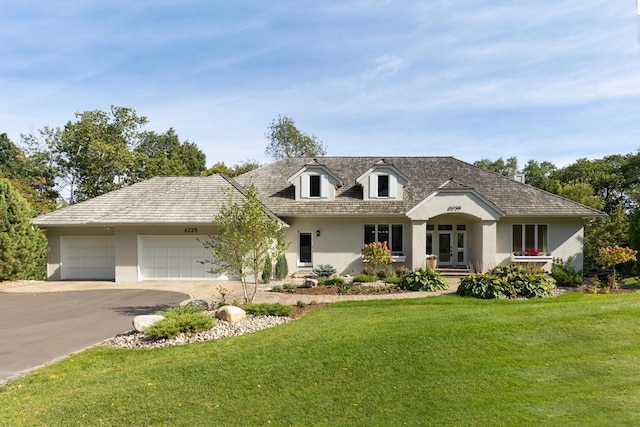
[0,105,636,279]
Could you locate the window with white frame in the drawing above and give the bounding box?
[301,174,327,199]
[378,175,389,197]
[364,223,404,255]
[512,224,548,254]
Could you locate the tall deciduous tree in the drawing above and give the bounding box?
[0,133,57,214]
[201,184,288,302]
[131,128,206,181]
[522,160,558,193]
[41,106,148,203]
[204,160,261,177]
[0,178,47,280]
[473,157,519,177]
[265,115,326,160]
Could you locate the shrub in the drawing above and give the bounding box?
[274,254,288,280]
[384,276,402,285]
[282,283,297,293]
[242,302,294,316]
[271,285,283,292]
[318,277,345,287]
[398,268,448,292]
[312,264,336,277]
[457,265,556,299]
[362,241,393,272]
[262,255,273,283]
[145,306,215,340]
[337,283,352,295]
[551,257,583,287]
[353,274,376,283]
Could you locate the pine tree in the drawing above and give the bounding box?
[0,178,47,280]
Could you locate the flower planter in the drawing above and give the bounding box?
[425,258,437,270]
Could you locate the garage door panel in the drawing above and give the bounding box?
[140,236,225,280]
[61,237,115,280]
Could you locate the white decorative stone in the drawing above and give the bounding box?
[215,305,247,323]
[133,314,165,332]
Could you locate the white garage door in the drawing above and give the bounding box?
[139,236,226,280]
[61,236,116,280]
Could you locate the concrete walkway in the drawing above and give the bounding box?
[0,278,460,305]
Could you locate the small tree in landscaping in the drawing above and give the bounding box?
[201,184,288,303]
[362,241,393,274]
[274,254,288,280]
[596,245,637,286]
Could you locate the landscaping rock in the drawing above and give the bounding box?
[302,278,318,288]
[215,305,246,322]
[185,299,209,310]
[133,314,164,332]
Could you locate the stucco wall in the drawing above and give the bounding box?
[496,217,584,272]
[281,216,411,276]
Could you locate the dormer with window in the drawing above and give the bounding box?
[356,160,410,201]
[287,160,343,201]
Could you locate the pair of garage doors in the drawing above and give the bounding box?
[61,236,224,281]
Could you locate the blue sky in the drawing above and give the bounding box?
[1,0,639,168]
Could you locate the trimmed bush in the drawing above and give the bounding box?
[242,302,294,316]
[353,274,376,283]
[551,257,583,287]
[145,306,215,340]
[398,268,448,292]
[274,254,288,280]
[457,265,556,299]
[318,277,345,287]
[312,264,336,277]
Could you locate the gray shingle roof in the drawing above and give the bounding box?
[235,156,604,217]
[33,175,247,226]
[33,157,604,227]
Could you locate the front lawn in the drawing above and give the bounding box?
[2,293,640,425]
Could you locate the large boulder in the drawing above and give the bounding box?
[302,278,318,288]
[185,299,210,310]
[215,305,246,322]
[133,314,165,332]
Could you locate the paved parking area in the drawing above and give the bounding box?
[0,288,187,385]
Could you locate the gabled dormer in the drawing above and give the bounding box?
[356,159,410,201]
[287,159,343,201]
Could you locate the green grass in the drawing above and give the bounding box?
[3,293,640,425]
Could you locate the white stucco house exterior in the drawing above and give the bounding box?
[33,157,603,282]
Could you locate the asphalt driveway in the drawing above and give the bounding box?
[0,289,187,384]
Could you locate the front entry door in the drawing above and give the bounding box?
[438,233,452,267]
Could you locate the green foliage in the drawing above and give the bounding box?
[274,254,289,280]
[265,115,327,160]
[556,182,603,210]
[318,277,345,287]
[0,179,47,280]
[362,241,393,272]
[131,128,206,181]
[262,254,273,284]
[205,160,261,177]
[473,156,519,176]
[551,257,583,287]
[282,283,297,293]
[384,276,402,285]
[398,268,448,292]
[457,265,556,299]
[583,204,629,270]
[271,285,283,292]
[312,264,336,277]
[201,184,288,303]
[145,306,214,340]
[352,274,376,283]
[242,302,294,316]
[337,283,352,295]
